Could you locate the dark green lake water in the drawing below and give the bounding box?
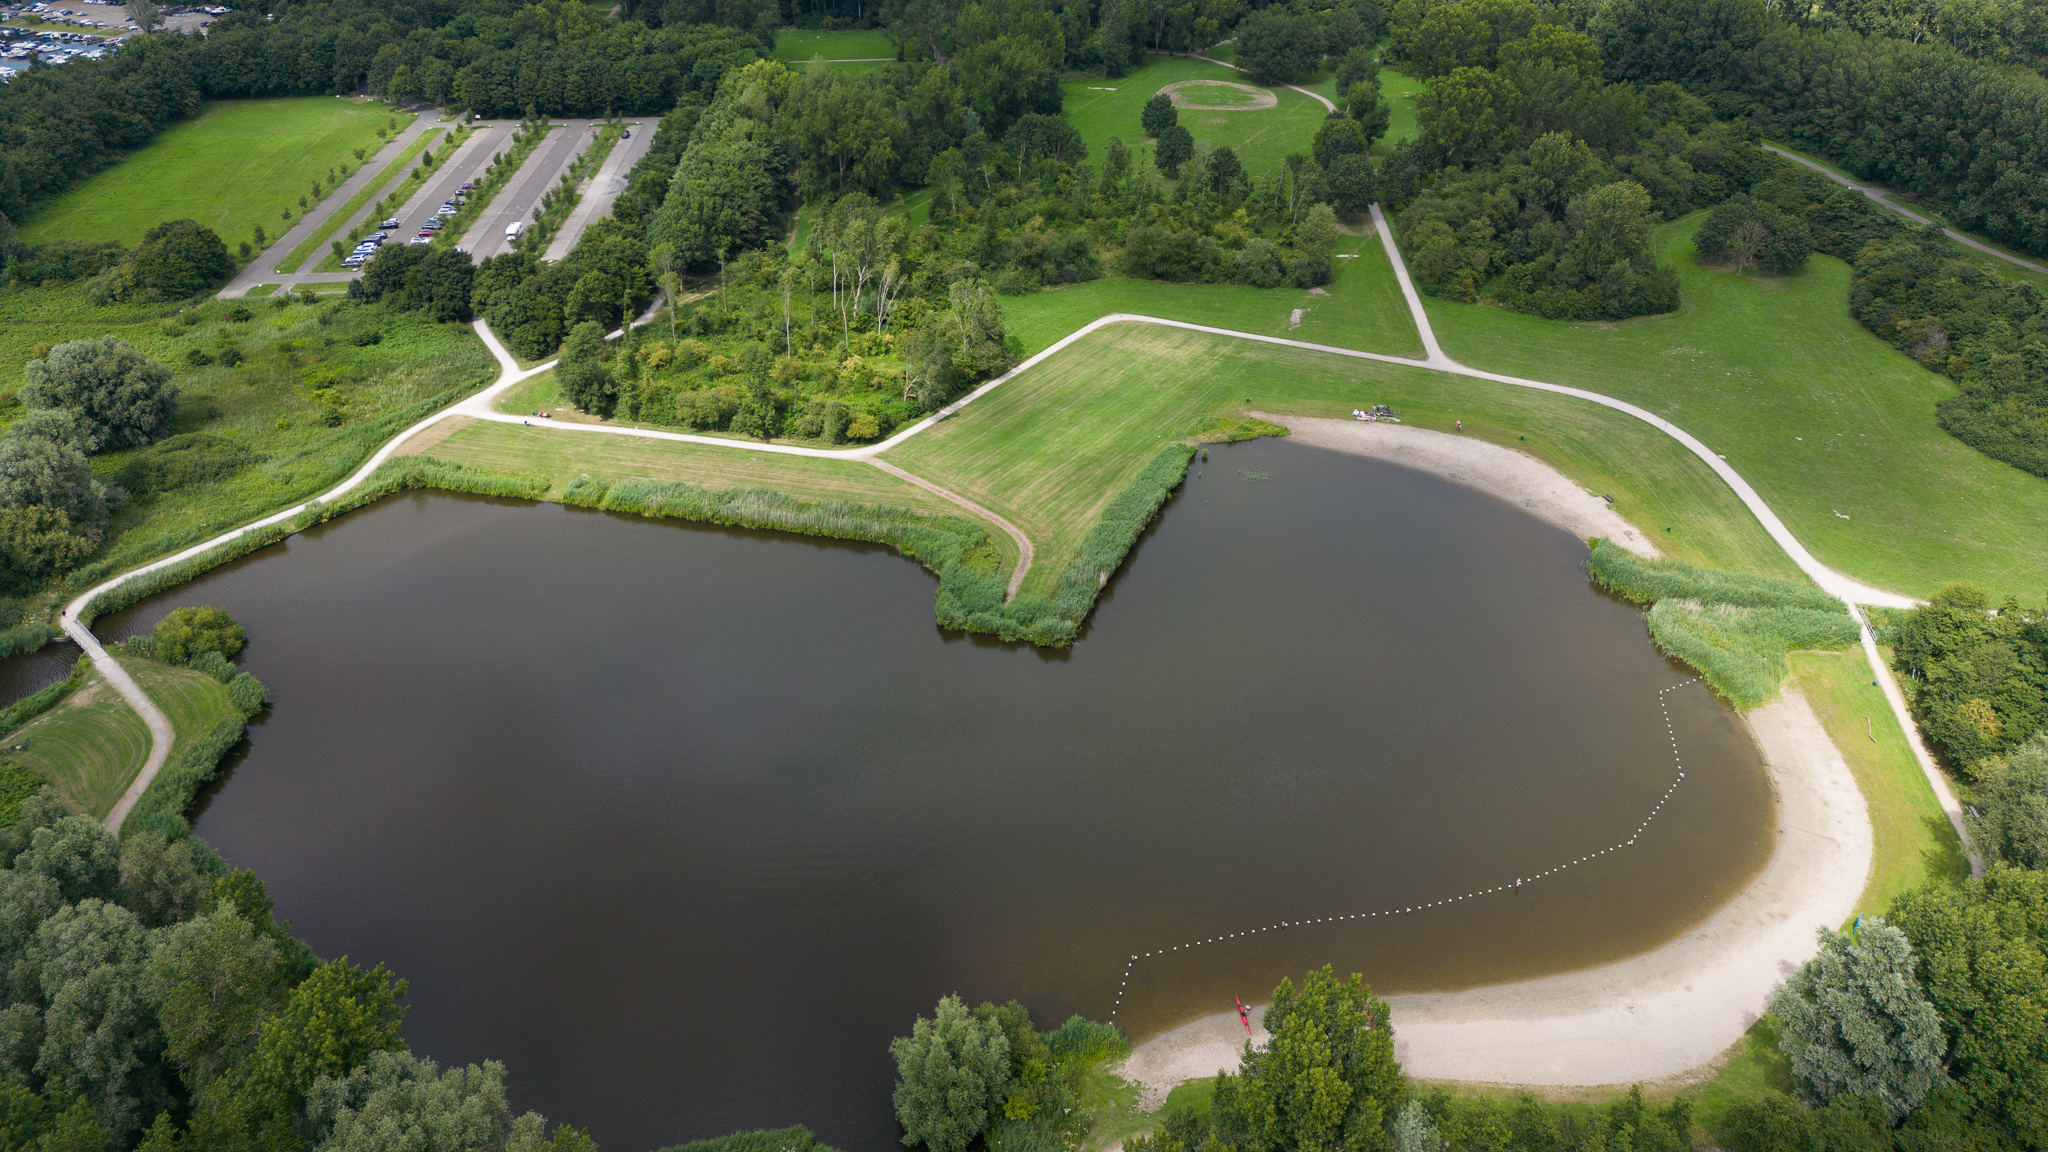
[86,438,1771,1151]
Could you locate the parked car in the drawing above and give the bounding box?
[459,182,474,191]
[621,130,630,138]
[380,218,401,228]
[408,236,431,245]
[505,220,524,239]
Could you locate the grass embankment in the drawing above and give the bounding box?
[1419,213,2048,599]
[312,125,476,272]
[279,125,442,273]
[19,98,408,252]
[1787,651,1969,913]
[1586,540,1858,708]
[1062,55,1332,178]
[770,28,896,59]
[887,322,1798,593]
[1006,228,1421,357]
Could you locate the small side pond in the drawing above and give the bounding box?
[84,438,1771,1151]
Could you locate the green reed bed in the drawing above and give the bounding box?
[1589,539,1859,708]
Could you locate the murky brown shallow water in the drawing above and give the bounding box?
[81,438,1770,1151]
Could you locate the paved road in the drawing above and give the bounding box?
[463,120,601,262]
[216,111,438,298]
[1765,143,2048,277]
[542,122,657,261]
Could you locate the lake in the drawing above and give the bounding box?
[87,437,1772,1151]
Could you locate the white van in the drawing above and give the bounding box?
[505,221,524,240]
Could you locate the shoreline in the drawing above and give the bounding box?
[1114,687,1870,1098]
[1256,415,1663,558]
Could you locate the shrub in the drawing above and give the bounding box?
[226,672,269,716]
[188,650,235,683]
[150,606,246,666]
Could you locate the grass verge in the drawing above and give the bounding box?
[279,124,442,273]
[1787,650,1969,914]
[20,98,409,251]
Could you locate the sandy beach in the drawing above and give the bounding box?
[1115,687,1870,1099]
[1259,415,1664,558]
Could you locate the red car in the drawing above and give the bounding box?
[460,182,475,191]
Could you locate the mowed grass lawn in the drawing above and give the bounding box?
[885,322,1799,597]
[20,98,408,249]
[6,657,234,819]
[1420,213,2048,599]
[771,28,896,59]
[417,419,1023,570]
[7,669,149,818]
[1788,651,1968,916]
[1004,226,1421,357]
[1064,55,1329,179]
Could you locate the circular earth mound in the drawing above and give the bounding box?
[1159,79,1277,111]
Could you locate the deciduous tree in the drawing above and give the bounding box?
[1773,920,1949,1122]
[21,337,177,452]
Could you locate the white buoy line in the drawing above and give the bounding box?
[1108,677,1701,1020]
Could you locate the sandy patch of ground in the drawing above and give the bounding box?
[1159,80,1277,111]
[1115,688,1870,1098]
[1257,415,1662,558]
[392,416,474,457]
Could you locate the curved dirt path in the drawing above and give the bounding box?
[1763,144,2048,277]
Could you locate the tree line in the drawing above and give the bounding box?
[1594,0,2048,261]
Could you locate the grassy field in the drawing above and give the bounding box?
[20,98,410,251]
[771,28,896,59]
[1788,651,1968,915]
[4,666,149,817]
[2,655,238,819]
[884,322,1798,595]
[1419,214,2048,599]
[1004,228,1421,357]
[1373,67,1424,156]
[279,125,441,273]
[1063,55,1330,180]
